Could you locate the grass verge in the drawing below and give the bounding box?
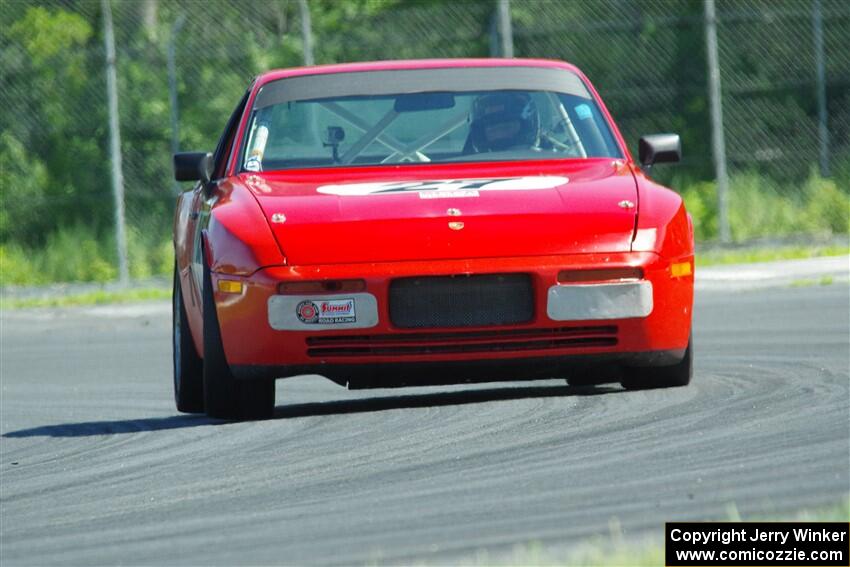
[790,275,838,288]
[696,244,848,267]
[450,498,850,567]
[1,287,171,309]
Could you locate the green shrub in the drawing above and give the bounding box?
[38,224,117,283]
[802,173,850,235]
[0,243,45,285]
[679,180,718,241]
[126,227,174,280]
[678,171,849,243]
[0,133,50,243]
[127,228,154,280]
[727,173,802,241]
[154,238,175,276]
[0,224,171,286]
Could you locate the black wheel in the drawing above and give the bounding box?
[621,337,692,390]
[202,261,274,420]
[173,264,204,413]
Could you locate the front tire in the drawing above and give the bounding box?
[620,337,692,390]
[173,264,204,413]
[202,261,274,420]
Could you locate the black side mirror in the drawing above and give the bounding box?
[638,134,681,167]
[174,152,213,183]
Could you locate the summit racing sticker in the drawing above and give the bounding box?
[315,176,568,197]
[295,299,356,324]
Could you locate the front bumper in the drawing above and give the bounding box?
[212,251,693,380]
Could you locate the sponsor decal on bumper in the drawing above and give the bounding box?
[268,293,379,331]
[295,298,356,324]
[546,281,653,321]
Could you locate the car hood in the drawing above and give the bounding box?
[240,159,637,265]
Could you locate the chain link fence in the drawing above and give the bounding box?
[514,0,850,242]
[1,0,848,284]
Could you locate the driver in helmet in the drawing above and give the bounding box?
[467,92,541,153]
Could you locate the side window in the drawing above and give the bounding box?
[211,90,250,180]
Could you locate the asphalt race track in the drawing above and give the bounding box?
[1,279,848,565]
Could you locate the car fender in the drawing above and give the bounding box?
[631,173,694,342]
[631,175,694,261]
[173,188,199,275]
[206,180,286,276]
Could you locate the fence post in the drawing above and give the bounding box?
[101,0,130,284]
[298,0,315,66]
[489,10,500,57]
[168,14,186,194]
[496,0,514,58]
[704,0,731,244]
[813,0,830,177]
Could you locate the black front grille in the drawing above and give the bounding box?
[389,274,534,329]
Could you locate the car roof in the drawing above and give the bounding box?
[254,58,583,88]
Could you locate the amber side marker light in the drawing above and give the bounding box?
[217,279,244,294]
[670,261,693,278]
[558,267,644,284]
[279,279,366,294]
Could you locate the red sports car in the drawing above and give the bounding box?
[172,58,694,420]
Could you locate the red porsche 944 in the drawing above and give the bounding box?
[172,58,694,420]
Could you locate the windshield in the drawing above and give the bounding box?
[241,71,621,171]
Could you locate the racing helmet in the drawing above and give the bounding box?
[468,92,540,152]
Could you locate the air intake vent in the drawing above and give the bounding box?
[306,326,618,358]
[389,274,534,329]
